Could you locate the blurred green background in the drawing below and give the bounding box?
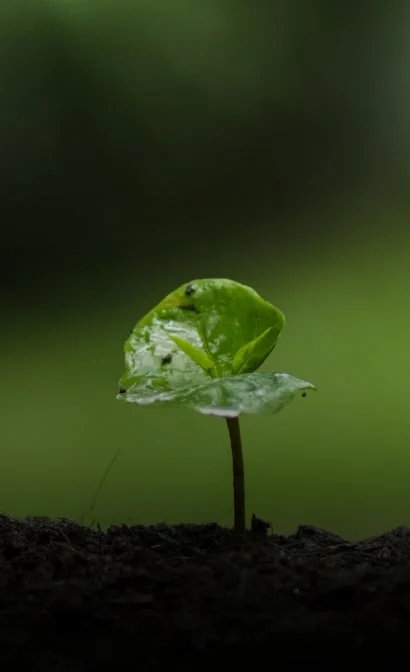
[2,1,410,540]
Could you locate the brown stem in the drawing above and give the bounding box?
[225,416,246,533]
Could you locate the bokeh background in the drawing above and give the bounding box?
[2,0,410,540]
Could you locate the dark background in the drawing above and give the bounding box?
[2,0,410,538]
[2,1,408,295]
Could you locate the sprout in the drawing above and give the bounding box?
[117,279,315,533]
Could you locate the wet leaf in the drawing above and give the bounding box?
[232,326,275,375]
[118,278,315,416]
[118,371,315,418]
[120,279,284,386]
[169,335,216,377]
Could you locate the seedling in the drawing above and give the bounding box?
[117,279,315,534]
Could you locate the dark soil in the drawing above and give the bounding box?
[1,515,410,671]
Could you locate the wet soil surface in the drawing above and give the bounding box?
[1,515,410,670]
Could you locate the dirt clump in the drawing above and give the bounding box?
[1,515,410,670]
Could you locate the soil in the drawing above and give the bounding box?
[1,515,410,671]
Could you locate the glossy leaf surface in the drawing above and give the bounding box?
[118,278,315,416]
[119,371,315,417]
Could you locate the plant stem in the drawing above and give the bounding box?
[225,416,246,533]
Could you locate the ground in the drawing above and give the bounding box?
[1,515,410,670]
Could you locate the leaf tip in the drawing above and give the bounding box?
[301,383,316,398]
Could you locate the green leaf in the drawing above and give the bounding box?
[119,278,285,392]
[232,326,280,375]
[118,372,316,418]
[118,278,315,417]
[169,335,217,377]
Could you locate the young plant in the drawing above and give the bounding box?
[117,278,315,534]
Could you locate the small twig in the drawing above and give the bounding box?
[83,449,122,527]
